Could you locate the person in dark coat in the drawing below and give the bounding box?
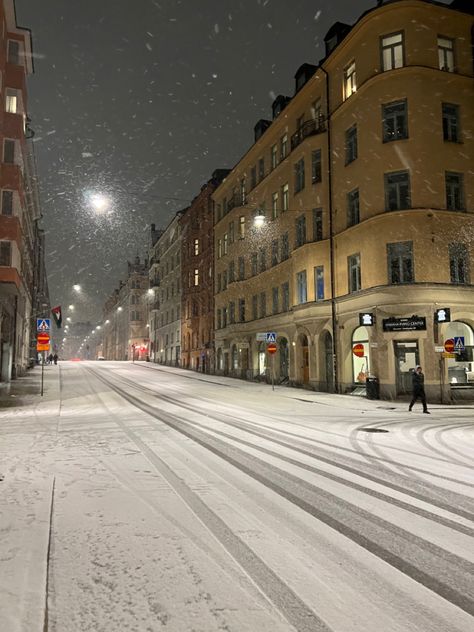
[53,353,58,365]
[409,365,430,413]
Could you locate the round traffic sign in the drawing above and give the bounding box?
[37,333,50,344]
[352,343,365,358]
[267,342,277,354]
[444,338,455,353]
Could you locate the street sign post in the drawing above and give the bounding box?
[265,332,277,343]
[454,336,465,352]
[267,342,277,391]
[37,333,50,345]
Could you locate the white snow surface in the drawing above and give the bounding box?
[1,361,473,632]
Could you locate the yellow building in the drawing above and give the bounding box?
[213,0,474,402]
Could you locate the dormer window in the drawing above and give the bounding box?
[343,61,356,100]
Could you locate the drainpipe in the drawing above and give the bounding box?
[321,66,339,394]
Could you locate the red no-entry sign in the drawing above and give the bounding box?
[352,343,365,357]
[444,338,455,353]
[267,342,277,354]
[37,333,50,344]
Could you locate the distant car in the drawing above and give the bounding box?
[97,356,105,361]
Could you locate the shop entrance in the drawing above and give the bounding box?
[394,340,419,395]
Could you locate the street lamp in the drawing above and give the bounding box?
[73,284,81,292]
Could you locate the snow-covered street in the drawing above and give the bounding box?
[1,361,474,632]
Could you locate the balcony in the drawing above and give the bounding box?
[150,277,160,288]
[290,117,326,150]
[226,194,246,212]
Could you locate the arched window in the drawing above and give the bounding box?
[445,321,474,384]
[352,326,370,383]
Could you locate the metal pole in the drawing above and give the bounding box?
[41,351,44,396]
[272,353,275,391]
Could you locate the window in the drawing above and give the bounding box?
[239,215,245,238]
[229,302,235,324]
[281,183,289,211]
[5,89,18,114]
[313,208,323,241]
[312,149,322,183]
[281,232,289,260]
[252,295,258,320]
[348,254,361,292]
[280,134,288,160]
[312,98,322,122]
[282,282,290,312]
[250,166,257,189]
[296,270,307,304]
[222,198,227,216]
[381,32,404,71]
[0,241,11,266]
[446,172,465,211]
[343,61,356,99]
[3,139,15,164]
[294,158,305,193]
[222,270,227,290]
[222,306,227,328]
[238,256,245,281]
[131,294,137,305]
[271,192,278,219]
[314,266,324,300]
[259,247,266,272]
[296,114,304,131]
[271,144,278,169]
[1,190,13,216]
[385,171,410,211]
[228,260,235,283]
[251,252,258,276]
[438,36,454,72]
[259,292,266,318]
[194,238,199,255]
[8,40,20,65]
[387,241,414,284]
[240,178,246,205]
[345,125,358,163]
[271,239,279,266]
[382,100,408,142]
[238,298,246,322]
[229,221,234,244]
[272,287,279,314]
[217,238,222,258]
[216,309,222,329]
[258,158,265,182]
[223,233,228,255]
[449,243,469,284]
[295,215,306,247]
[442,103,460,142]
[347,189,360,226]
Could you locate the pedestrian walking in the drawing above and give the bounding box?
[47,353,53,365]
[53,353,58,365]
[409,365,430,414]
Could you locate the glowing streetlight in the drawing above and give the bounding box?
[73,284,81,292]
[253,211,266,228]
[147,288,154,296]
[117,306,123,312]
[105,319,110,324]
[68,304,74,310]
[89,193,110,214]
[66,317,72,323]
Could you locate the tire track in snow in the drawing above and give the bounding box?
[85,366,474,619]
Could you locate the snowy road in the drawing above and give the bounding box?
[1,362,474,632]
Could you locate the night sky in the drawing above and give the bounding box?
[15,0,449,322]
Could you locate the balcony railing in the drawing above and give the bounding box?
[290,117,326,150]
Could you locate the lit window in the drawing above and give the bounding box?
[5,89,18,114]
[296,270,307,304]
[281,183,289,210]
[343,61,356,99]
[381,33,404,71]
[438,36,454,72]
[194,269,199,286]
[271,144,278,169]
[280,134,288,160]
[348,254,361,292]
[272,192,278,219]
[194,238,199,255]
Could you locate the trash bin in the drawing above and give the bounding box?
[366,376,380,400]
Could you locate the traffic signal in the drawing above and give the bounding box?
[359,313,375,326]
[434,307,451,323]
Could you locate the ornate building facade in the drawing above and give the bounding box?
[213,0,474,402]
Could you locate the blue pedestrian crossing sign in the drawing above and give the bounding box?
[36,318,51,332]
[454,336,465,352]
[265,332,277,343]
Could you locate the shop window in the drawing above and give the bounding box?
[445,322,474,384]
[352,326,370,383]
